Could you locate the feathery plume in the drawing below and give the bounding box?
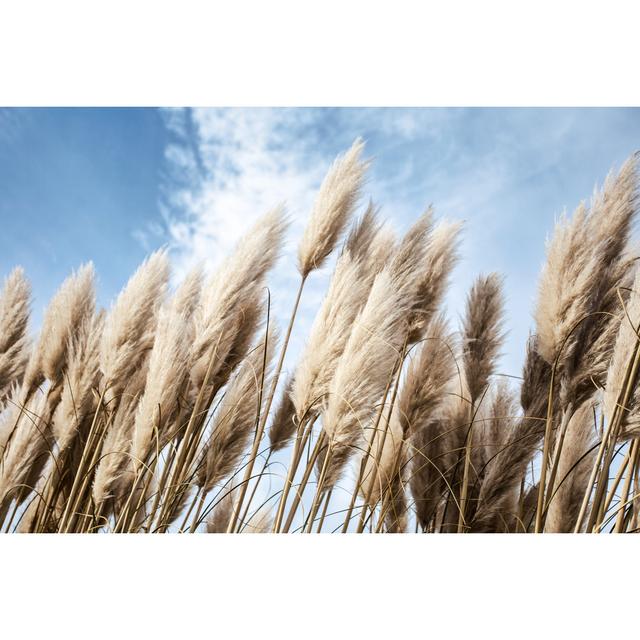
[0,388,55,509]
[407,220,463,343]
[398,315,457,438]
[190,207,286,396]
[397,315,458,526]
[461,273,505,404]
[409,389,468,529]
[199,329,278,492]
[604,268,640,437]
[344,201,381,261]
[206,485,238,533]
[52,311,104,454]
[387,210,432,298]
[535,155,638,405]
[472,338,552,531]
[100,251,170,405]
[92,388,140,508]
[298,139,369,277]
[0,385,21,457]
[321,268,411,488]
[268,375,297,453]
[172,265,203,319]
[545,400,597,532]
[479,379,519,466]
[22,264,95,395]
[0,268,31,401]
[129,289,192,471]
[291,250,369,420]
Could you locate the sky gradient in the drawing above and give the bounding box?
[1,107,639,377]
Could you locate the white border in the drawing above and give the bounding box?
[1,1,640,105]
[2,534,638,637]
[1,2,639,635]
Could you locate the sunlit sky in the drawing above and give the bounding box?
[1,107,639,377]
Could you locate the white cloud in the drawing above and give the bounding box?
[161,108,325,276]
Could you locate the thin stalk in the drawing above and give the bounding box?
[281,431,325,533]
[187,487,206,533]
[304,439,333,533]
[601,445,631,519]
[614,440,640,532]
[315,489,332,533]
[457,400,477,533]
[535,364,557,533]
[272,416,314,532]
[236,449,273,532]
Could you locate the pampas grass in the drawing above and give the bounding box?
[2,142,639,533]
[298,138,369,277]
[0,268,31,401]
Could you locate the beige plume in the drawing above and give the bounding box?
[0,268,31,401]
[100,250,170,406]
[298,139,369,277]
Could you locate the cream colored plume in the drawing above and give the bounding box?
[130,276,194,471]
[534,156,637,398]
[190,207,286,396]
[545,401,597,532]
[24,263,95,394]
[461,273,505,404]
[407,220,463,343]
[268,375,297,453]
[199,327,278,492]
[291,250,369,420]
[398,314,457,438]
[298,139,369,277]
[0,268,31,401]
[604,267,640,437]
[0,388,53,509]
[51,311,104,453]
[321,268,411,488]
[100,250,170,406]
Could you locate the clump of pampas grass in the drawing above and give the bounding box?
[1,143,639,534]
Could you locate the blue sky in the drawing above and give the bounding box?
[1,107,639,378]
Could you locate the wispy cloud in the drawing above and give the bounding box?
[160,108,324,275]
